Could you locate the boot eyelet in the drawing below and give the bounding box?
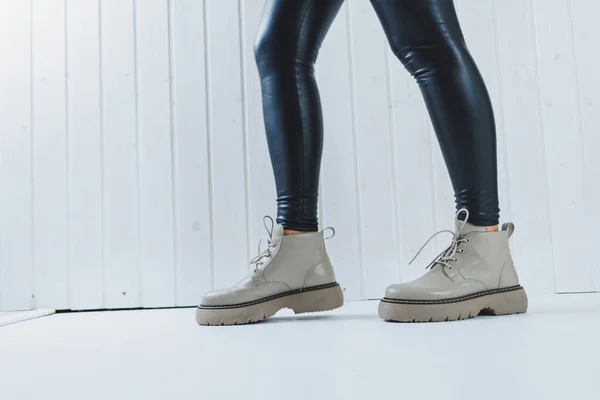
[459,249,465,253]
[453,258,458,262]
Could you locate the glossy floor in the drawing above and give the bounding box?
[1,294,599,400]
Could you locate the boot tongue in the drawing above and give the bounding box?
[271,224,285,240]
[455,220,487,236]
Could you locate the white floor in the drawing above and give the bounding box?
[1,295,599,400]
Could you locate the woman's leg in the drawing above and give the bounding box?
[197,0,346,326]
[254,0,344,232]
[372,1,526,324]
[370,0,500,227]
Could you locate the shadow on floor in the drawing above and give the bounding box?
[264,313,381,324]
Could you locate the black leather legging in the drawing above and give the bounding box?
[255,0,500,231]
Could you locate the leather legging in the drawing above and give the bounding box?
[255,0,500,231]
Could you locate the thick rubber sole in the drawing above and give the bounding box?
[378,285,528,323]
[196,283,344,326]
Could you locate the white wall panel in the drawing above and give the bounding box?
[31,0,69,309]
[135,0,176,307]
[239,0,274,261]
[204,0,249,290]
[494,0,556,294]
[387,31,439,285]
[170,0,212,306]
[100,0,141,309]
[348,0,401,299]
[0,1,35,311]
[533,0,592,292]
[1,0,599,310]
[319,2,364,300]
[66,0,104,310]
[569,0,600,291]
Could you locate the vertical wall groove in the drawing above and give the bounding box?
[98,0,106,307]
[63,0,71,307]
[315,62,326,228]
[530,0,560,293]
[237,0,252,262]
[490,0,512,221]
[383,45,402,282]
[316,56,326,228]
[425,111,438,233]
[29,0,37,308]
[202,0,216,291]
[315,58,326,229]
[167,0,179,303]
[132,0,143,305]
[344,1,365,299]
[566,0,586,152]
[565,0,594,289]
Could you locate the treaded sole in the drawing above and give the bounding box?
[378,286,528,323]
[196,283,344,326]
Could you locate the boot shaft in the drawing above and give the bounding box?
[457,222,520,288]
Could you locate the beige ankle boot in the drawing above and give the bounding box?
[379,209,528,322]
[196,216,344,326]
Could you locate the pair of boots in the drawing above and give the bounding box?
[196,210,528,325]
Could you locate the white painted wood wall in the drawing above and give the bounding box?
[1,0,599,311]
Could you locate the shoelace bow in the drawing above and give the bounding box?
[409,208,471,270]
[250,216,278,273]
[249,217,336,273]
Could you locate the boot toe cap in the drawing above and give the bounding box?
[201,288,236,307]
[384,283,455,301]
[383,281,488,301]
[384,283,424,301]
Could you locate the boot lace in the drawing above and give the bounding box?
[409,208,471,270]
[250,216,278,273]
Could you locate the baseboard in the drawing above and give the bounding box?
[0,309,55,328]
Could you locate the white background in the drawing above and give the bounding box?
[0,0,598,311]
